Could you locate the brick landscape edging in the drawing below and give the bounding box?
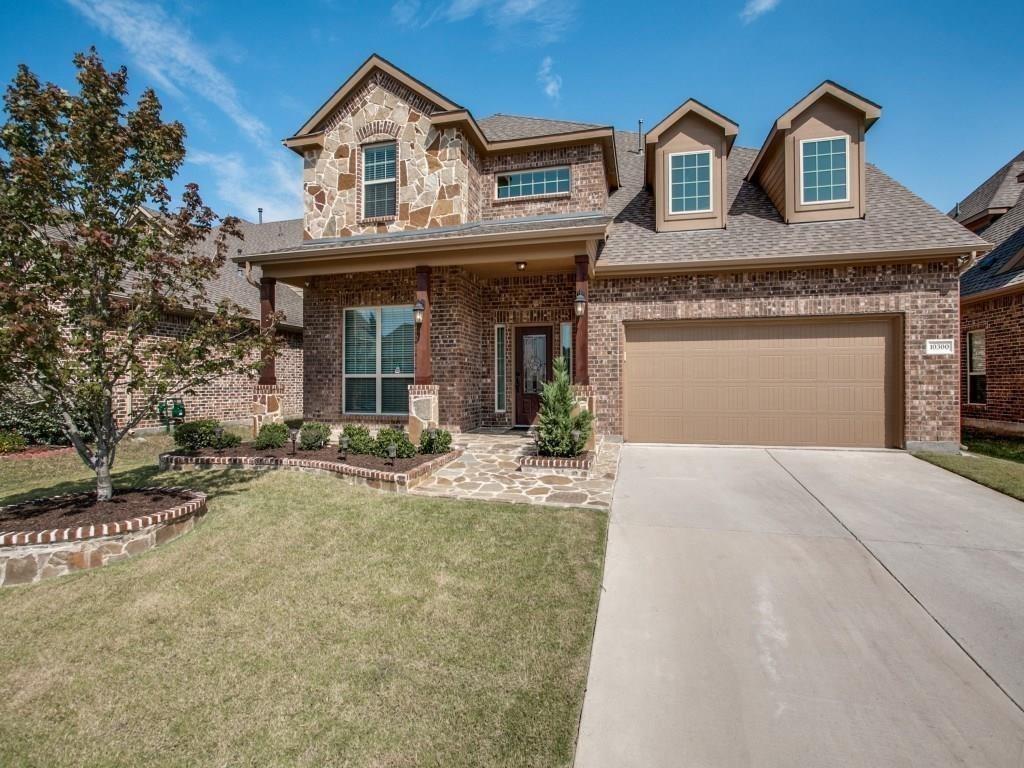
[0,488,208,587]
[159,447,464,492]
[518,453,594,479]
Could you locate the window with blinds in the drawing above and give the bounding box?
[344,306,414,414]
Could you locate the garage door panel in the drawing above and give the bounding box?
[624,318,900,448]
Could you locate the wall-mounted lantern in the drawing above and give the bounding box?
[413,298,426,325]
[574,291,587,318]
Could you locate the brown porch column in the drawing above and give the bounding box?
[258,276,276,385]
[574,254,590,385]
[414,265,432,385]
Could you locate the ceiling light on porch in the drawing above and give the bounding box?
[574,291,587,318]
[516,261,527,271]
[413,299,425,324]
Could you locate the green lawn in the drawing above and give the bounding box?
[0,436,607,768]
[916,429,1024,502]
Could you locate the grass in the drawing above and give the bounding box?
[0,436,607,768]
[916,429,1024,502]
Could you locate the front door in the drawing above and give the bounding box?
[515,326,553,426]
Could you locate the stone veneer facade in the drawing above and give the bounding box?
[112,315,303,430]
[961,291,1024,430]
[588,259,962,445]
[300,71,610,240]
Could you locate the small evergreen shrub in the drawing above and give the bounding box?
[535,355,593,458]
[254,422,290,450]
[418,428,452,455]
[341,425,374,455]
[299,421,331,451]
[373,427,417,459]
[174,420,240,450]
[0,430,27,454]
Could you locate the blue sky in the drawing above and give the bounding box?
[2,0,1022,222]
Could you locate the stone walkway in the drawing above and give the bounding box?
[411,430,619,509]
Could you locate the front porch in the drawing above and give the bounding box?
[411,430,619,509]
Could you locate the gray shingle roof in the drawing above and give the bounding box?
[960,198,1024,297]
[599,140,987,268]
[951,150,1024,223]
[477,114,605,142]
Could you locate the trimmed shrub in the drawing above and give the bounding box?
[299,421,331,451]
[536,355,593,458]
[373,427,417,459]
[174,420,240,451]
[0,430,27,454]
[0,386,93,445]
[341,425,374,455]
[254,422,290,450]
[418,428,452,455]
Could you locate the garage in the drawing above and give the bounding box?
[623,316,902,448]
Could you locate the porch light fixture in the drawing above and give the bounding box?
[289,427,300,455]
[574,291,587,318]
[413,298,425,325]
[516,261,527,271]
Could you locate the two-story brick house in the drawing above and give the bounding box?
[952,149,1024,435]
[239,54,987,451]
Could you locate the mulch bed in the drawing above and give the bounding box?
[0,488,193,534]
[178,444,447,473]
[0,445,76,462]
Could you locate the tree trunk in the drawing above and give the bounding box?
[96,455,114,501]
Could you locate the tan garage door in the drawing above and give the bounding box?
[624,317,901,448]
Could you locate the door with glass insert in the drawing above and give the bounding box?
[515,326,552,426]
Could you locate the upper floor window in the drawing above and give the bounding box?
[363,142,396,218]
[967,330,986,405]
[496,167,569,200]
[800,137,848,204]
[669,151,712,214]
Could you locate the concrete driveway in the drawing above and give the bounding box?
[575,446,1024,768]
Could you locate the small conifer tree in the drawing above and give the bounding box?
[535,355,593,457]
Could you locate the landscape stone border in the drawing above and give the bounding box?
[518,453,594,479]
[0,487,207,588]
[159,448,464,492]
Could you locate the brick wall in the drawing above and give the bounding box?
[961,292,1024,427]
[589,259,961,444]
[113,315,303,430]
[480,144,608,221]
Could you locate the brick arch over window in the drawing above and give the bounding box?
[356,120,400,143]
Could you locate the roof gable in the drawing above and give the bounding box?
[644,99,739,148]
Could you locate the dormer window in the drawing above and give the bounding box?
[496,167,570,200]
[800,137,849,204]
[363,142,396,218]
[668,151,713,214]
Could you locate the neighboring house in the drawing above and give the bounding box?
[236,54,987,451]
[952,150,1024,434]
[116,217,306,430]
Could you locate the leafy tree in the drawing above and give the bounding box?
[535,355,593,458]
[0,50,277,499]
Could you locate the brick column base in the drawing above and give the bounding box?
[252,384,285,437]
[408,384,439,444]
[572,384,598,450]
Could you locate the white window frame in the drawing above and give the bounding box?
[967,330,986,405]
[494,166,571,201]
[362,141,397,219]
[494,325,507,413]
[798,135,851,206]
[343,305,414,416]
[667,150,714,215]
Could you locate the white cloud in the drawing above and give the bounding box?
[394,0,576,40]
[66,0,302,220]
[537,56,562,101]
[188,151,302,222]
[740,0,780,23]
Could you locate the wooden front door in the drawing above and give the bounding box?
[515,326,553,426]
